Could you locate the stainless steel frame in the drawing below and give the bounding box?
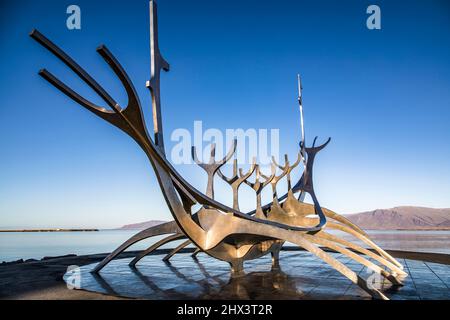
[30,0,406,300]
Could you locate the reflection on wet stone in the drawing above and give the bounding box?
[63,252,450,300]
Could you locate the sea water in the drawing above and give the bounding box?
[0,229,449,262]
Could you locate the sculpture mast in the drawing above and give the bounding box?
[297,74,305,153]
[147,0,170,153]
[297,74,307,201]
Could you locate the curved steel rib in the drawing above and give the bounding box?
[271,140,329,231]
[316,231,406,277]
[130,233,186,267]
[241,165,275,218]
[272,153,302,192]
[92,221,180,273]
[192,140,237,198]
[191,248,202,257]
[163,240,192,261]
[326,222,403,270]
[261,161,289,207]
[217,158,257,211]
[304,234,403,286]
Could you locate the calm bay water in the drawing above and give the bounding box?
[1,229,449,263]
[337,230,450,255]
[0,230,175,262]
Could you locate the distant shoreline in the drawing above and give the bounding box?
[0,229,99,233]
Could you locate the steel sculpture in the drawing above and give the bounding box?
[30,0,407,300]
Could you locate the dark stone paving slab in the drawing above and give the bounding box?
[65,252,450,300]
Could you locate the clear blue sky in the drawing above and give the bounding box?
[1,0,449,229]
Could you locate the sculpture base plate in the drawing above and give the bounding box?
[64,251,450,300]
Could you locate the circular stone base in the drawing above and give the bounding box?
[64,251,450,300]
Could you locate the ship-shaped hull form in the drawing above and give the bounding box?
[30,0,406,300]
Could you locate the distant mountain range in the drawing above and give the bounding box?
[118,206,450,230]
[344,206,450,230]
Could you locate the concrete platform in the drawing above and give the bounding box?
[65,251,450,300]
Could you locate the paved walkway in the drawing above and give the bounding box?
[68,251,450,300]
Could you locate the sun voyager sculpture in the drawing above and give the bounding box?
[30,0,407,300]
